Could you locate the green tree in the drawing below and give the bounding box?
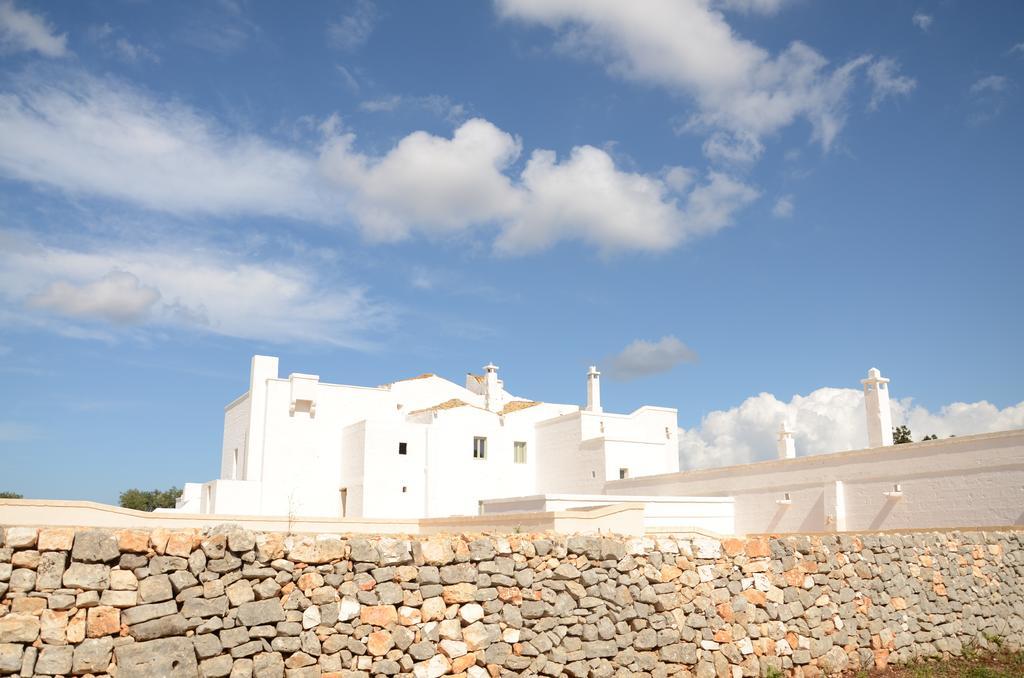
[119,487,182,512]
[893,425,913,444]
[921,434,939,441]
[0,491,23,499]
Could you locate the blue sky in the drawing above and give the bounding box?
[1,0,1022,503]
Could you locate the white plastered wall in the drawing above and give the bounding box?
[605,430,1024,534]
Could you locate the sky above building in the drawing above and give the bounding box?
[1,0,1022,504]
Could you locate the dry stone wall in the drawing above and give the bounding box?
[0,525,1021,678]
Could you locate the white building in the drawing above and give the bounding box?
[175,356,680,518]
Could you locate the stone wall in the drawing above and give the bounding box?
[0,525,1021,678]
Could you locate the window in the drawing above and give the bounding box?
[398,442,408,456]
[513,441,527,464]
[473,436,487,460]
[619,467,629,479]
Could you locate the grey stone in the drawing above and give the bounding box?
[182,595,229,618]
[221,627,251,649]
[72,637,114,674]
[230,641,264,659]
[237,599,285,626]
[35,551,66,591]
[34,645,73,676]
[139,574,174,603]
[200,654,234,677]
[348,540,379,563]
[129,613,190,641]
[408,641,435,661]
[72,530,120,563]
[150,555,188,575]
[584,640,618,658]
[115,637,199,678]
[194,633,224,659]
[439,563,476,584]
[8,569,35,592]
[252,651,285,678]
[122,599,179,625]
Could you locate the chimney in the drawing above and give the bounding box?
[861,367,894,447]
[777,420,796,460]
[483,363,503,413]
[586,365,602,413]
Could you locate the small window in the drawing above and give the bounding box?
[473,436,487,460]
[513,441,527,464]
[402,486,407,493]
[398,442,408,456]
[619,467,629,479]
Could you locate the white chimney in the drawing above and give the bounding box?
[861,367,894,448]
[483,363,503,412]
[586,365,602,413]
[777,420,796,460]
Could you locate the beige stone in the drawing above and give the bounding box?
[165,531,195,557]
[109,569,139,591]
[117,529,150,554]
[38,528,75,551]
[0,614,40,643]
[366,630,394,656]
[10,597,46,615]
[66,609,87,643]
[420,597,446,622]
[398,606,422,626]
[5,528,38,549]
[360,605,398,627]
[86,606,120,638]
[149,528,171,555]
[442,583,476,604]
[39,610,68,645]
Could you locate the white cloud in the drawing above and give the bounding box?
[0,0,67,57]
[605,336,698,381]
[497,0,881,152]
[329,0,376,51]
[0,74,340,221]
[359,94,467,122]
[771,194,793,218]
[29,271,161,323]
[679,386,1024,470]
[359,95,402,112]
[714,0,790,15]
[88,24,159,63]
[0,73,758,255]
[866,57,917,110]
[1011,43,1024,57]
[701,130,765,167]
[0,232,388,346]
[321,118,524,241]
[912,13,933,32]
[970,75,1009,94]
[968,75,1012,124]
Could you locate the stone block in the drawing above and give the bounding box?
[0,614,39,643]
[115,636,199,678]
[235,598,284,627]
[4,528,37,549]
[86,605,120,637]
[37,528,74,551]
[34,645,73,676]
[62,562,109,590]
[72,637,114,674]
[72,530,120,563]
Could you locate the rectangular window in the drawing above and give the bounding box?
[473,436,487,460]
[398,442,408,455]
[513,441,527,464]
[619,467,629,479]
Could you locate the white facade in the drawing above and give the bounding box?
[607,429,1024,534]
[176,355,680,519]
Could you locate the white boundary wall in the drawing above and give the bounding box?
[605,429,1024,535]
[480,494,734,534]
